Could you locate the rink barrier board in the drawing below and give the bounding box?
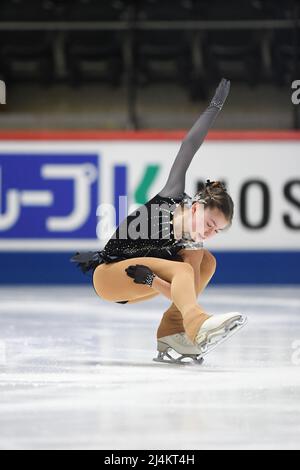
[0,130,299,284]
[0,251,299,285]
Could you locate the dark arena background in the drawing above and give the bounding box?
[0,0,299,451]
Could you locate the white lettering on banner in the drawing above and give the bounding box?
[41,163,97,232]
[20,191,53,206]
[0,80,5,105]
[0,163,96,233]
[0,188,20,231]
[0,189,53,231]
[291,80,300,105]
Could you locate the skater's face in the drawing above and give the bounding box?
[190,203,229,241]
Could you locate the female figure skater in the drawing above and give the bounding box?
[72,78,247,364]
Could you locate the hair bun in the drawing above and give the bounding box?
[206,179,227,192]
[218,181,227,192]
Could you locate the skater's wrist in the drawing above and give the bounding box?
[152,275,160,289]
[144,271,156,287]
[125,264,156,287]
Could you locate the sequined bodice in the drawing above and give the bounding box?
[102,191,203,262]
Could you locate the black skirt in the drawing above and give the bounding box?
[70,249,125,274]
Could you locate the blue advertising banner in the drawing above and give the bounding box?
[0,153,100,240]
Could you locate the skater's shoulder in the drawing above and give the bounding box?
[150,191,191,204]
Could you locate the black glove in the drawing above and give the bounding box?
[209,78,231,110]
[125,264,156,287]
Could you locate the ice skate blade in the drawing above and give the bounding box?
[197,314,248,356]
[153,349,204,366]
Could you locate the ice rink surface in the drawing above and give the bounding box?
[0,285,299,450]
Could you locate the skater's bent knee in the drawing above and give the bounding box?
[203,250,217,271]
[179,248,204,262]
[180,262,195,275]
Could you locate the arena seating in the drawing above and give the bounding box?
[0,0,298,91]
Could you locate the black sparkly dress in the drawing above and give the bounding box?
[99,191,203,265]
[71,79,230,293]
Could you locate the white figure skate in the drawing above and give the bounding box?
[153,332,204,365]
[194,311,248,357]
[153,312,247,365]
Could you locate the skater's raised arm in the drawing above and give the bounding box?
[158,78,231,198]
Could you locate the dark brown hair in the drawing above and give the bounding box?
[194,180,234,225]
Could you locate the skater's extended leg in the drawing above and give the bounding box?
[93,256,210,341]
[157,249,217,339]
